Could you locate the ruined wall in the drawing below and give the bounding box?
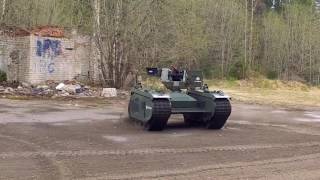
[28,35,79,84]
[0,36,7,72]
[0,35,30,82]
[0,33,99,85]
[74,35,91,83]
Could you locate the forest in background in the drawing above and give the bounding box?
[0,0,319,88]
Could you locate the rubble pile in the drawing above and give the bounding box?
[0,81,128,98]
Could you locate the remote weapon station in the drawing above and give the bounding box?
[128,67,232,131]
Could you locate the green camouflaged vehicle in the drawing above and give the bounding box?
[128,67,231,131]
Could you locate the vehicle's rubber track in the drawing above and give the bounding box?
[145,99,171,131]
[206,99,231,129]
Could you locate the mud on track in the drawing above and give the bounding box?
[0,99,320,179]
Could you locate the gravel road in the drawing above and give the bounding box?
[0,98,320,180]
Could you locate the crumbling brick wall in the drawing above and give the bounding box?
[0,37,7,72]
[0,35,29,82]
[28,35,79,84]
[74,35,92,83]
[0,29,101,85]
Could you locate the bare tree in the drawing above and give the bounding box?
[249,0,256,70]
[92,0,108,86]
[1,0,320,85]
[1,0,6,22]
[244,0,248,77]
[91,0,136,88]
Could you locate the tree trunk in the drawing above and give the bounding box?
[220,12,226,78]
[309,45,312,83]
[114,0,122,88]
[1,0,6,22]
[249,0,255,70]
[244,0,248,77]
[93,0,108,86]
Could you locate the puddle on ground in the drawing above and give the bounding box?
[111,119,120,123]
[231,121,287,128]
[305,112,320,119]
[232,121,252,125]
[168,132,193,137]
[294,112,320,122]
[1,109,121,124]
[295,118,320,122]
[225,127,241,131]
[50,119,92,126]
[271,110,288,114]
[103,135,128,143]
[52,122,72,126]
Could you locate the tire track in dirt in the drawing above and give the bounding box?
[1,141,320,159]
[230,121,320,136]
[82,152,320,180]
[0,134,72,179]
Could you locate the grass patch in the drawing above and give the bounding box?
[143,77,167,92]
[140,76,320,108]
[0,70,6,82]
[207,78,320,108]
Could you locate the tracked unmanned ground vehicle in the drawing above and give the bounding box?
[128,67,232,131]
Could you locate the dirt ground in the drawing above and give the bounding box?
[1,98,320,180]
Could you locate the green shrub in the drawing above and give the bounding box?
[0,70,7,82]
[202,67,214,79]
[229,60,246,80]
[144,77,167,92]
[267,70,278,80]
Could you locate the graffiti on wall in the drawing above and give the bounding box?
[34,39,62,74]
[36,39,62,58]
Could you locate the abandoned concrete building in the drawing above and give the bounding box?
[0,26,99,85]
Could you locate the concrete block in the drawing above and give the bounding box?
[101,88,117,97]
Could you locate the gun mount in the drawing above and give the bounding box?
[146,67,205,91]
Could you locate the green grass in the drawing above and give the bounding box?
[143,77,167,92]
[141,76,320,108]
[207,78,320,108]
[0,70,7,82]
